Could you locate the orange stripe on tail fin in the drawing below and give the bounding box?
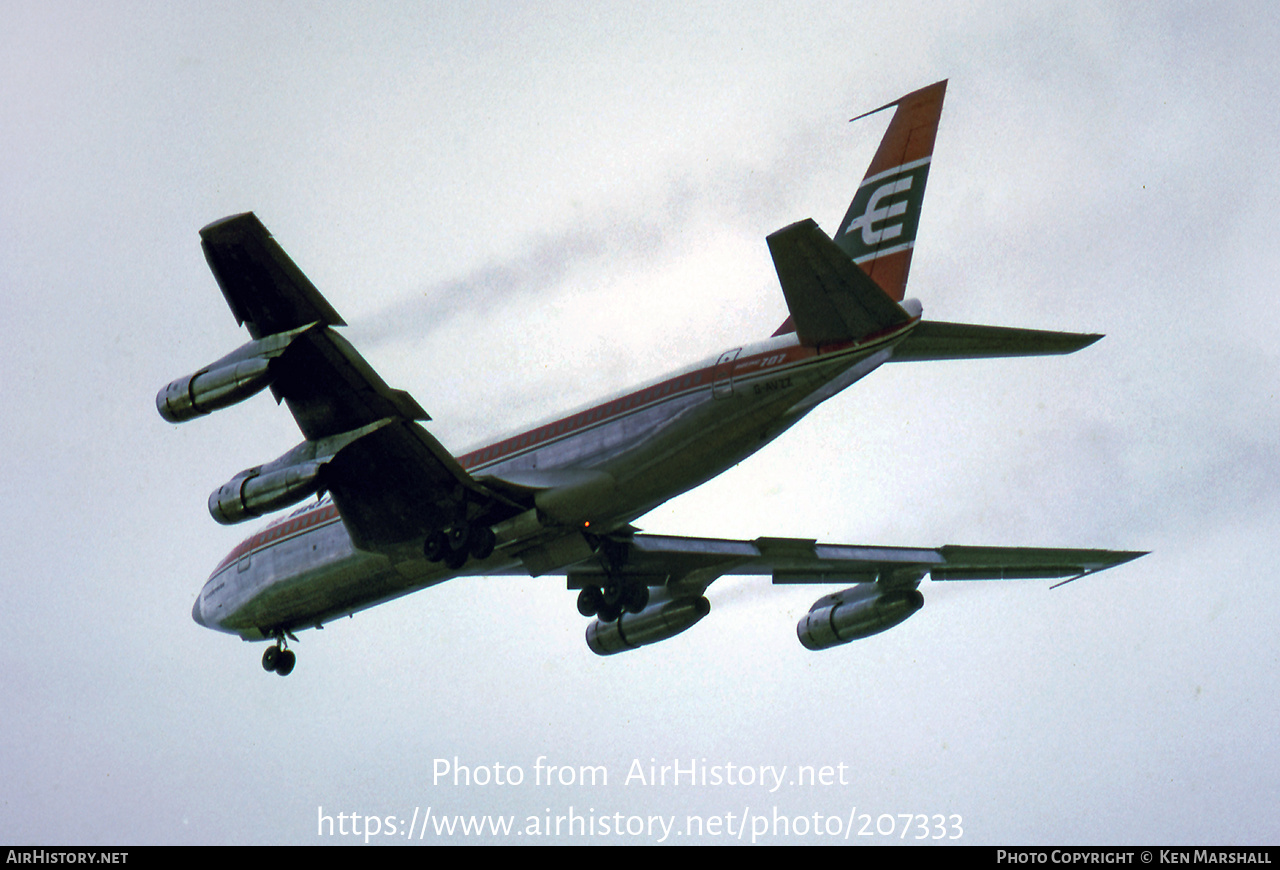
[833,80,947,301]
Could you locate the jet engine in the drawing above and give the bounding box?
[205,417,395,524]
[209,461,324,525]
[797,584,924,650]
[586,591,711,656]
[156,323,317,423]
[158,357,274,423]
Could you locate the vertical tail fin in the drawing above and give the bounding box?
[833,80,947,301]
[771,81,946,339]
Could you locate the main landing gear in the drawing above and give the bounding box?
[575,537,649,623]
[423,522,496,570]
[577,579,650,622]
[262,633,296,676]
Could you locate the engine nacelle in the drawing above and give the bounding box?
[586,593,711,656]
[206,418,394,525]
[209,461,323,525]
[797,585,924,651]
[158,356,274,423]
[156,323,319,423]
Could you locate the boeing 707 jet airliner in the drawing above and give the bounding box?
[164,81,1144,675]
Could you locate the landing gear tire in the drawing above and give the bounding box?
[424,531,448,562]
[577,586,602,617]
[262,646,279,672]
[468,525,496,560]
[447,522,470,553]
[274,649,296,676]
[597,599,623,623]
[624,584,650,614]
[602,580,623,608]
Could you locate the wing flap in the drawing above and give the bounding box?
[272,326,430,440]
[323,420,474,549]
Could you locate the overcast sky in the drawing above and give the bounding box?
[3,1,1277,846]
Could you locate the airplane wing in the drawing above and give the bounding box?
[560,532,1144,654]
[198,213,520,550]
[565,532,1146,596]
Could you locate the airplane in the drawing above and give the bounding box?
[167,80,1144,676]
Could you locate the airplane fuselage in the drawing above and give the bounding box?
[192,321,914,640]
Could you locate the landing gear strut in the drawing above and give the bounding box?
[261,634,296,676]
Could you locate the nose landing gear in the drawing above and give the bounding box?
[261,633,297,676]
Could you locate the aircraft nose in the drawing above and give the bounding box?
[191,597,207,627]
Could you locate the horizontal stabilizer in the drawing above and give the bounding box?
[766,219,911,347]
[889,320,1103,361]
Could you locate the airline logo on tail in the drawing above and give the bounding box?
[836,156,931,259]
[827,80,947,302]
[770,81,945,337]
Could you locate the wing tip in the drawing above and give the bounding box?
[199,212,261,239]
